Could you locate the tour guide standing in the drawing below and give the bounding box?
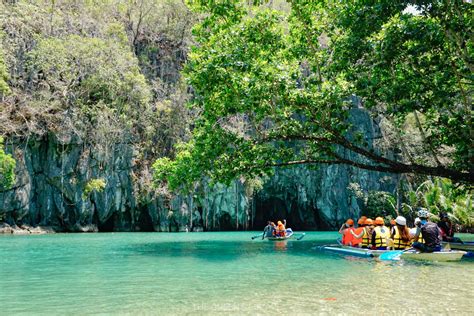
[412,209,442,252]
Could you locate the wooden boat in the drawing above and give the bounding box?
[442,241,474,252]
[321,245,466,262]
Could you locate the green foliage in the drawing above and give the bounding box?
[0,41,10,95]
[0,137,16,189]
[1,0,195,207]
[347,183,397,221]
[349,176,473,228]
[28,35,150,115]
[365,191,397,221]
[155,0,473,192]
[82,178,106,200]
[411,178,473,228]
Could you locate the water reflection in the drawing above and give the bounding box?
[272,241,288,251]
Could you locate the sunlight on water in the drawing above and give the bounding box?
[0,232,473,315]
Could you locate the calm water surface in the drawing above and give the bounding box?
[1,232,473,315]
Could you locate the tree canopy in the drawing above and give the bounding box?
[154,0,473,191]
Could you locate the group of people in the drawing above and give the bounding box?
[338,209,459,252]
[263,220,287,239]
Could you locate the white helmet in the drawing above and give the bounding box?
[417,208,429,219]
[395,216,406,226]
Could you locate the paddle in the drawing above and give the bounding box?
[251,233,263,240]
[296,233,306,241]
[379,248,413,261]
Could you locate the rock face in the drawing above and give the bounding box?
[253,106,396,230]
[0,108,396,232]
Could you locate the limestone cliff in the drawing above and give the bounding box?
[0,107,396,233]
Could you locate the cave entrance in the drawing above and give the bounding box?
[98,213,115,232]
[253,197,288,229]
[137,210,154,232]
[254,197,321,231]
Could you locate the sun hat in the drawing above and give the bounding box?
[395,216,406,226]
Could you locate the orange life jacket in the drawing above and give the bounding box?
[352,227,364,246]
[342,227,355,245]
[276,224,286,237]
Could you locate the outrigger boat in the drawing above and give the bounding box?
[321,245,466,262]
[251,228,305,240]
[266,228,294,240]
[442,241,474,252]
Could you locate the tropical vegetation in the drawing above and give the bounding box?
[154,0,473,191]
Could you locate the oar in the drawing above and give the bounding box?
[379,248,413,261]
[296,233,306,240]
[251,233,264,240]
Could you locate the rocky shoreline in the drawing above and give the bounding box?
[0,222,56,235]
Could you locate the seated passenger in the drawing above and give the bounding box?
[339,219,355,246]
[371,217,389,250]
[390,216,411,250]
[275,220,286,237]
[412,209,442,252]
[350,217,366,247]
[410,218,424,244]
[263,221,276,239]
[351,218,373,248]
[438,213,463,243]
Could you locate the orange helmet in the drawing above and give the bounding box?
[375,217,385,225]
[346,219,354,226]
[277,221,283,226]
[358,217,367,225]
[390,219,396,226]
[365,218,374,226]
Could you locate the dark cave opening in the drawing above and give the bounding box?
[137,210,154,232]
[98,213,115,232]
[253,197,327,231]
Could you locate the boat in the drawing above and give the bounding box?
[400,250,466,262]
[321,246,378,257]
[321,245,466,262]
[442,241,474,252]
[265,228,294,240]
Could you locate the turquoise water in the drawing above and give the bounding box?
[1,232,473,315]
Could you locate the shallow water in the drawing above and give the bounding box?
[0,232,473,315]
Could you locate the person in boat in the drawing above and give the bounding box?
[412,209,442,252]
[410,218,424,243]
[339,219,355,246]
[437,212,463,243]
[275,220,286,237]
[350,217,365,247]
[389,219,396,235]
[262,221,276,239]
[371,217,390,250]
[351,218,374,248]
[390,216,411,250]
